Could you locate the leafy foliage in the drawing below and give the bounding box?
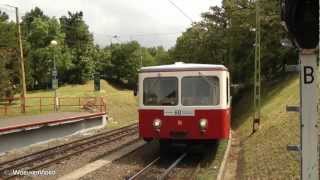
[1,1,298,97]
[22,8,71,89]
[60,11,95,84]
[0,11,19,98]
[170,0,298,85]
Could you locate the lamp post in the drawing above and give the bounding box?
[50,40,58,112]
[252,0,261,134]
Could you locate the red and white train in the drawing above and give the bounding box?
[138,62,231,145]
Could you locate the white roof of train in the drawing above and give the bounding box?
[140,62,228,72]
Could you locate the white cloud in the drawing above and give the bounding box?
[1,0,221,48]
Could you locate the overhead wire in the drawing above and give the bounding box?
[167,0,194,24]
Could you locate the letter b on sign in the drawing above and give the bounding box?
[304,66,314,84]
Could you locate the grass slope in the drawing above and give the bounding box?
[1,80,138,128]
[233,76,300,178]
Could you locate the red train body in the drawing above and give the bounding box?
[138,63,231,142]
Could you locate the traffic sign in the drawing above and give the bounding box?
[52,70,57,77]
[94,74,100,91]
[52,79,58,90]
[299,53,318,180]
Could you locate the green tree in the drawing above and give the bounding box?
[0,11,8,22]
[0,11,16,48]
[96,46,112,79]
[60,11,95,84]
[22,7,72,89]
[171,0,297,86]
[110,41,140,85]
[148,46,171,65]
[139,47,156,67]
[0,11,19,98]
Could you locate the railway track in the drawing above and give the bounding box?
[127,152,188,180]
[0,123,138,179]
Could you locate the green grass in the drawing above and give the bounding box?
[0,80,138,128]
[233,76,300,178]
[1,75,303,178]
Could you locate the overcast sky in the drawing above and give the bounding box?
[1,0,221,49]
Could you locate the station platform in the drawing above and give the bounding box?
[0,112,106,135]
[0,112,107,154]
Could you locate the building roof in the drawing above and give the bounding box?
[140,62,228,73]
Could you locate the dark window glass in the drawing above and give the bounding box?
[182,76,219,106]
[143,77,178,106]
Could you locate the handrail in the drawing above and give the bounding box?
[0,96,107,116]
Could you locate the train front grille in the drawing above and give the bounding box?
[170,131,188,139]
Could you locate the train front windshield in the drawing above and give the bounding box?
[143,77,178,106]
[182,76,219,106]
[143,76,220,106]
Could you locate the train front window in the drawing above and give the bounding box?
[182,76,219,106]
[143,77,178,106]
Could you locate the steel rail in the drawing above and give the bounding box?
[158,152,187,180]
[189,160,201,179]
[2,130,138,179]
[3,134,139,180]
[128,152,188,180]
[27,131,139,171]
[0,123,137,169]
[0,123,138,179]
[128,156,161,180]
[1,128,137,173]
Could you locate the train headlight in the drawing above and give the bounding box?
[199,118,208,130]
[153,118,162,130]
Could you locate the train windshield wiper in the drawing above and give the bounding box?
[148,74,161,93]
[198,72,216,88]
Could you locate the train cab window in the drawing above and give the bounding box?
[182,76,220,106]
[143,77,178,106]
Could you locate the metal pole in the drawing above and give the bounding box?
[228,0,233,77]
[140,48,143,67]
[53,52,57,112]
[299,50,318,180]
[253,0,261,133]
[39,97,42,112]
[15,7,26,113]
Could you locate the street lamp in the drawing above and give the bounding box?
[50,40,58,112]
[280,38,293,48]
[51,40,58,46]
[110,35,120,46]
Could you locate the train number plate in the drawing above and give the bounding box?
[164,109,195,116]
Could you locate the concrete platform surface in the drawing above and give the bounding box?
[0,112,104,133]
[0,112,107,154]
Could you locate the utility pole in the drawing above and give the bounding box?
[14,6,26,113]
[228,0,234,86]
[2,4,26,112]
[140,48,143,68]
[252,0,261,133]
